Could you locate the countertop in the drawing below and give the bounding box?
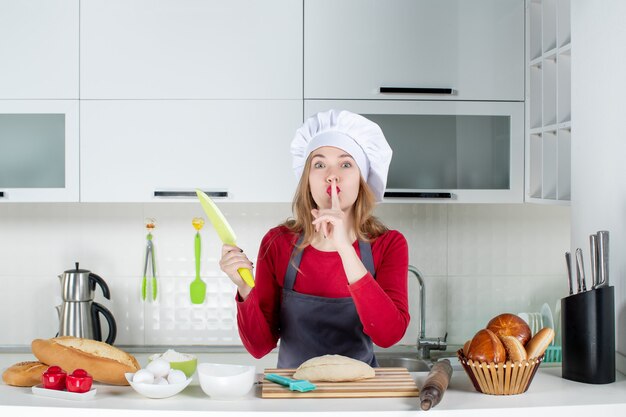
[1,352,625,417]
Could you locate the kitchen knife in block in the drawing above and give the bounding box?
[195,190,255,288]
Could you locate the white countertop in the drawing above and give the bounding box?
[1,353,625,417]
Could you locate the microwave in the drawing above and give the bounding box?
[304,100,524,203]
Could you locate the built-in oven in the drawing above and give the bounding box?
[305,100,524,203]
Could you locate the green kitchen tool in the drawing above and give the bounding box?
[265,374,316,392]
[190,217,206,304]
[141,219,157,301]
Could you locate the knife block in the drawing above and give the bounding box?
[561,286,615,384]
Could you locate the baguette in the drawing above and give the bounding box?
[31,336,140,386]
[2,361,47,387]
[525,328,555,359]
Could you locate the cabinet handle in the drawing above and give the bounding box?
[153,190,228,198]
[384,191,452,199]
[380,87,454,95]
[0,191,4,198]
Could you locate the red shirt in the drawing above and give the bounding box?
[236,226,410,359]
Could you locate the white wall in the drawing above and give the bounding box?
[0,203,569,348]
[571,0,626,374]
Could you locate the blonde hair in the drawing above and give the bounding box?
[281,153,388,252]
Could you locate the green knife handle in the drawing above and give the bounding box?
[195,232,201,277]
[238,268,255,288]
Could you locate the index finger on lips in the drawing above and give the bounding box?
[331,179,340,210]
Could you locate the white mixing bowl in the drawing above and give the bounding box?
[197,363,256,400]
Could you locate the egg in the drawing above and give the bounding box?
[155,377,169,385]
[132,369,155,384]
[167,369,187,385]
[146,359,171,378]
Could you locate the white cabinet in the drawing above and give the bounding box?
[305,0,524,101]
[306,100,524,203]
[0,100,79,202]
[80,100,302,202]
[0,0,79,99]
[80,0,302,99]
[526,0,571,204]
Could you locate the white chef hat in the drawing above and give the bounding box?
[291,109,392,202]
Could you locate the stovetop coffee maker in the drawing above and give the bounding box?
[56,262,117,344]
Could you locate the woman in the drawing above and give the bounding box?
[219,109,409,368]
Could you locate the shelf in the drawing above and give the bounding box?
[557,0,571,47]
[526,0,571,205]
[557,51,571,123]
[542,0,557,53]
[557,129,571,200]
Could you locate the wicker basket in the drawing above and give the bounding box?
[456,349,544,395]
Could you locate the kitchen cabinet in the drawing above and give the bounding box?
[0,0,79,99]
[80,0,302,99]
[526,0,571,204]
[0,100,79,202]
[304,0,524,101]
[305,100,524,203]
[80,100,301,202]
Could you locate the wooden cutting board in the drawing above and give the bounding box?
[261,367,419,398]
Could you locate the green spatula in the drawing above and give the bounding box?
[190,217,206,304]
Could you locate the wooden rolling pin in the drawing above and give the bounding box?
[420,359,453,411]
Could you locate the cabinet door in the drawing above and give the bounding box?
[305,0,524,101]
[305,100,524,203]
[0,100,79,202]
[0,0,78,99]
[80,0,302,99]
[80,100,302,202]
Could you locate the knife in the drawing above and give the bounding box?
[565,252,573,295]
[589,234,598,289]
[575,248,586,292]
[195,189,255,288]
[596,230,609,288]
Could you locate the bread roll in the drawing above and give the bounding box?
[31,336,140,386]
[467,329,506,363]
[525,327,555,359]
[2,361,47,387]
[500,335,528,362]
[462,340,471,357]
[292,354,375,382]
[487,313,532,346]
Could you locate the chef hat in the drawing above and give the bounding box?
[291,109,392,202]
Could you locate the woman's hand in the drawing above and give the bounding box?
[219,244,254,299]
[311,180,353,251]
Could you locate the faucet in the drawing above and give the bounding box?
[408,265,447,359]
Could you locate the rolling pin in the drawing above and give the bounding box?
[420,359,453,411]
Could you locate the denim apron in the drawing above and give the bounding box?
[276,235,378,368]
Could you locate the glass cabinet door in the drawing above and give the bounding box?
[305,100,524,203]
[0,101,78,202]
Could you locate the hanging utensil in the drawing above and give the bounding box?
[142,218,157,301]
[190,217,206,304]
[196,190,255,288]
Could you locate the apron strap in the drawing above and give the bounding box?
[284,234,306,291]
[284,235,375,291]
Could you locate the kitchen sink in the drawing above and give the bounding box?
[376,356,432,372]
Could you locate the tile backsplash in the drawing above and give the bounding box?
[0,203,570,347]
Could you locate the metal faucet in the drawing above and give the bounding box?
[408,265,447,359]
